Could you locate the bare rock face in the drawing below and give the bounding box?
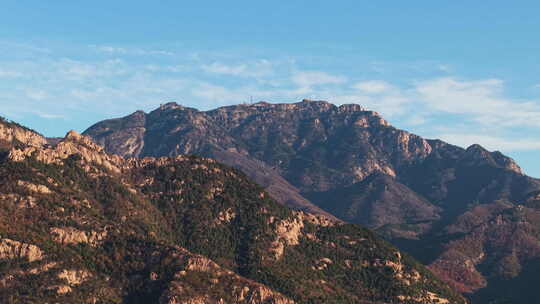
[50,227,107,246]
[159,248,295,304]
[89,110,147,158]
[463,144,523,175]
[268,214,305,260]
[49,269,92,295]
[0,119,46,149]
[9,130,124,174]
[58,269,91,286]
[269,211,335,259]
[16,180,52,194]
[0,237,44,262]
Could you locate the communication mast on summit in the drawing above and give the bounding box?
[243,96,254,105]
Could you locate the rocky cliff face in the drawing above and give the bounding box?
[84,100,540,303]
[0,117,46,151]
[0,122,465,304]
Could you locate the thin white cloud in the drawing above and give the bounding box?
[191,83,248,103]
[352,80,393,94]
[144,64,187,73]
[2,39,540,161]
[415,77,504,114]
[0,69,22,78]
[26,89,48,101]
[202,62,248,76]
[438,64,452,73]
[190,82,316,105]
[36,112,64,119]
[0,41,50,54]
[436,133,540,152]
[292,71,346,87]
[367,60,453,75]
[330,94,410,117]
[96,46,127,54]
[92,45,174,56]
[201,60,274,78]
[404,114,427,126]
[415,77,540,127]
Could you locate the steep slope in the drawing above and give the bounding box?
[84,100,540,303]
[428,194,540,303]
[305,172,441,240]
[0,124,465,303]
[86,104,335,219]
[0,116,45,152]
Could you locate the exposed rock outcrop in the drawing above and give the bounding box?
[0,119,46,148]
[58,269,91,286]
[16,180,52,194]
[269,211,335,259]
[50,227,107,246]
[159,248,295,304]
[9,130,123,174]
[0,237,43,262]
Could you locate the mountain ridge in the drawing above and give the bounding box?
[84,100,540,303]
[0,119,465,303]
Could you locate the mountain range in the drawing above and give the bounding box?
[0,115,465,303]
[84,99,540,304]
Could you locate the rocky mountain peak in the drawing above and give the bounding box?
[463,143,523,174]
[491,150,523,174]
[296,99,333,110]
[338,103,366,113]
[466,143,488,153]
[61,130,102,150]
[0,117,46,149]
[8,129,123,174]
[64,130,83,141]
[130,110,146,117]
[251,101,271,107]
[158,101,185,111]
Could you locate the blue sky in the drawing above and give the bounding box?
[1,1,540,176]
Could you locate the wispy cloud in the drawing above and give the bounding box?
[0,41,51,55]
[291,71,346,87]
[36,112,65,119]
[201,60,273,78]
[191,83,250,103]
[436,133,540,152]
[404,114,427,126]
[352,80,393,94]
[437,64,452,73]
[144,64,187,73]
[415,77,540,127]
[26,89,48,101]
[2,40,540,160]
[0,69,22,78]
[92,45,174,56]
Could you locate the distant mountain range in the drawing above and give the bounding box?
[84,99,540,303]
[0,115,465,303]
